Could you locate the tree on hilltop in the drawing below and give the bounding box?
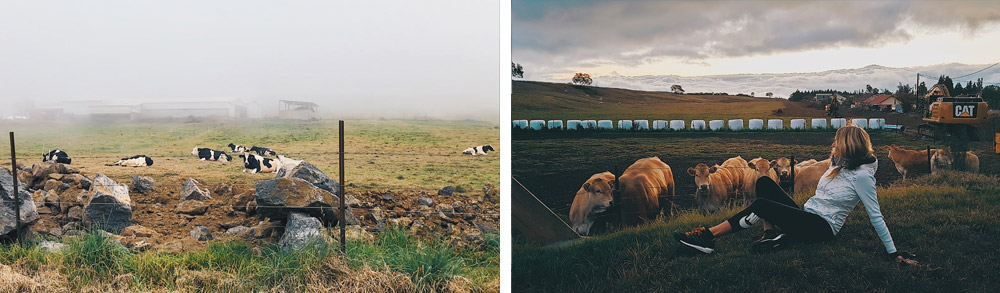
[512,62,524,79]
[572,73,592,86]
[670,84,685,94]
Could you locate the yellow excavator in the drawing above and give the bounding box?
[917,83,989,169]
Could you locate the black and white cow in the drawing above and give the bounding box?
[107,155,154,167]
[462,145,495,156]
[228,143,249,153]
[249,146,277,156]
[239,153,280,173]
[43,149,72,164]
[191,147,232,162]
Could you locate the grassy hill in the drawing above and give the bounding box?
[512,81,825,121]
[513,172,1000,292]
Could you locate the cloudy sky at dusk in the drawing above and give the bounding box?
[513,1,1000,81]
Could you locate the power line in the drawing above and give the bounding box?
[917,61,1000,82]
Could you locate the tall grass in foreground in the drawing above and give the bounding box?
[347,226,501,291]
[514,171,1000,292]
[0,228,499,292]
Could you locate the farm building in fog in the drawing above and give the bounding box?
[278,100,318,120]
[52,98,261,120]
[138,98,250,119]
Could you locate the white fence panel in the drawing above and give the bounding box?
[669,120,685,130]
[749,119,764,130]
[851,118,868,129]
[868,118,884,129]
[547,120,563,130]
[790,119,806,130]
[812,118,827,129]
[652,120,668,130]
[691,120,707,130]
[529,120,545,130]
[617,120,633,130]
[635,120,650,130]
[830,118,846,129]
[597,120,614,129]
[567,120,582,130]
[729,119,744,131]
[767,119,783,130]
[709,120,725,131]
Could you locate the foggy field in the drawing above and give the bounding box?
[2,119,500,194]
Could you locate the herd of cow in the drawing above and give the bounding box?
[568,145,981,235]
[39,143,303,174]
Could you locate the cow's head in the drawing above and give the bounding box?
[483,145,495,153]
[42,152,50,162]
[191,147,200,156]
[687,163,718,192]
[769,157,795,180]
[931,148,953,172]
[569,172,615,235]
[221,153,233,162]
[241,154,260,169]
[747,158,772,178]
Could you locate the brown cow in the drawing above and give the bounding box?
[569,172,616,235]
[886,145,933,180]
[930,148,980,174]
[793,158,832,195]
[619,157,675,226]
[745,157,779,197]
[769,157,798,183]
[687,156,746,214]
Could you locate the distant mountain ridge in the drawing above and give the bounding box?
[545,63,1000,99]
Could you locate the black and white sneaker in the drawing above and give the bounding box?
[751,229,788,252]
[674,227,715,254]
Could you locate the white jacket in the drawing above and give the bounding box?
[804,159,896,253]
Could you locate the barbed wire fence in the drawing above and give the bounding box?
[1,122,501,252]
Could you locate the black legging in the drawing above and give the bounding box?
[726,177,834,242]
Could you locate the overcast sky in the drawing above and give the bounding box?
[0,1,501,121]
[514,1,1000,80]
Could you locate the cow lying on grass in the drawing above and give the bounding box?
[240,154,280,173]
[43,149,72,164]
[250,146,277,156]
[462,145,495,156]
[107,155,153,167]
[192,147,232,162]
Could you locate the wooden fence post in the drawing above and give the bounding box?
[9,132,20,242]
[339,120,346,253]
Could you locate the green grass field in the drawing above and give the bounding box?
[0,118,500,292]
[2,119,499,193]
[513,172,1000,292]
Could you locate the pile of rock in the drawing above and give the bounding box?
[352,183,501,250]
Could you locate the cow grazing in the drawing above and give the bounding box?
[191,147,232,162]
[42,149,72,164]
[687,157,746,214]
[886,145,933,180]
[228,143,249,153]
[793,158,832,194]
[569,171,615,235]
[744,157,779,198]
[930,149,980,174]
[248,146,276,156]
[107,155,153,167]
[240,154,281,173]
[618,157,676,226]
[462,145,495,156]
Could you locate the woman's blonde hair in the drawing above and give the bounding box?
[826,125,874,178]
